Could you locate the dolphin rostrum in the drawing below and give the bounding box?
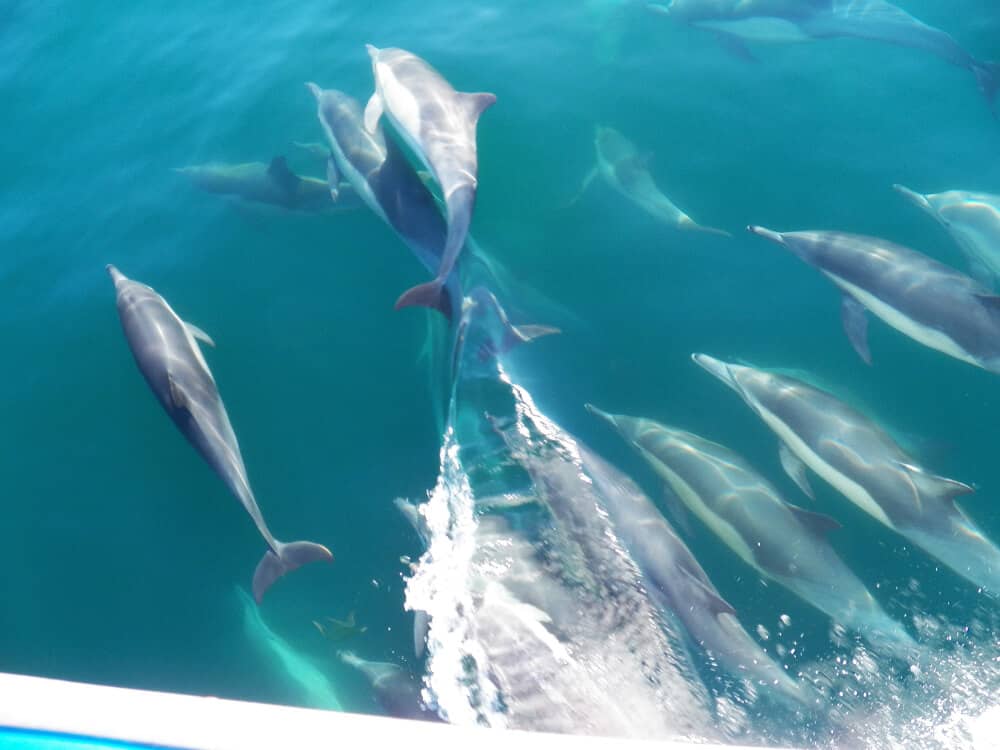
[748,225,1000,372]
[339,650,440,722]
[574,126,729,237]
[650,0,1000,111]
[693,353,1000,596]
[174,157,359,214]
[108,266,332,602]
[894,184,1000,289]
[364,45,496,315]
[587,405,919,661]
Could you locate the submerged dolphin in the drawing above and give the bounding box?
[651,0,1000,110]
[174,157,359,214]
[575,126,729,236]
[693,353,1000,596]
[108,266,332,602]
[894,185,1000,289]
[748,225,1000,372]
[364,45,496,314]
[575,445,810,705]
[339,651,440,721]
[587,405,919,661]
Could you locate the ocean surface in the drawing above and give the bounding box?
[3,0,1000,747]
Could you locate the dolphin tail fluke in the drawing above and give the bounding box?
[680,217,731,238]
[972,61,1000,116]
[394,278,449,316]
[252,540,333,603]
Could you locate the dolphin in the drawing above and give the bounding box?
[894,184,1000,289]
[394,497,432,658]
[575,444,812,706]
[174,157,359,213]
[574,126,729,236]
[364,45,496,314]
[587,405,919,661]
[650,0,1000,111]
[108,266,332,602]
[339,651,440,721]
[693,353,1000,596]
[747,225,1000,372]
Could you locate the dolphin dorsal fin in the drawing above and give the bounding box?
[896,462,975,505]
[185,321,215,348]
[785,504,842,537]
[459,91,497,121]
[677,564,736,617]
[267,156,300,195]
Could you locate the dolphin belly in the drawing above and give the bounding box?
[694,17,811,42]
[827,274,981,367]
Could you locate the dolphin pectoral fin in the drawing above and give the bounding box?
[395,279,448,316]
[563,167,598,209]
[662,484,697,539]
[710,30,758,63]
[785,504,842,538]
[267,156,301,196]
[185,322,216,348]
[458,91,497,121]
[840,295,872,365]
[677,565,736,618]
[972,61,1000,116]
[326,157,341,201]
[779,443,815,501]
[363,92,384,134]
[167,373,190,412]
[252,540,333,604]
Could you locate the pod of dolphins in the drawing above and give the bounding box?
[101,0,1000,729]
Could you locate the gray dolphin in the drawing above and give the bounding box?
[693,353,1000,596]
[575,126,729,237]
[394,497,432,659]
[894,184,1000,289]
[174,157,359,213]
[339,651,440,722]
[108,266,332,602]
[748,225,1000,372]
[650,0,999,111]
[587,405,919,661]
[575,444,811,706]
[364,45,496,314]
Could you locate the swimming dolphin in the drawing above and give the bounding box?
[894,185,1000,289]
[339,651,440,721]
[364,45,496,314]
[174,157,359,213]
[692,353,1000,596]
[650,0,1000,111]
[574,126,729,236]
[108,266,332,602]
[587,405,919,661]
[394,497,432,658]
[747,225,1000,372]
[577,444,811,706]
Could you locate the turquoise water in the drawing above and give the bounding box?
[4,0,1000,746]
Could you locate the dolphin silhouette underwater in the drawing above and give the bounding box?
[649,0,1000,112]
[108,266,332,602]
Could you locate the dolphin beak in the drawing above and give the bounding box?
[585,403,618,429]
[305,82,322,101]
[747,225,786,245]
[106,264,126,288]
[365,44,380,60]
[892,184,933,213]
[691,353,739,391]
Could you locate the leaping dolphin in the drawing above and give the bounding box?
[747,225,1000,373]
[174,157,359,214]
[650,0,1000,111]
[693,353,1000,597]
[108,266,332,602]
[894,185,1000,289]
[364,45,496,315]
[587,405,919,661]
[574,126,729,237]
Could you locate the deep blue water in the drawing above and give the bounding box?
[3,0,1000,746]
